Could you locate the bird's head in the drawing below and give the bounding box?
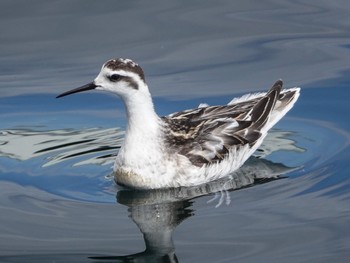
[57,58,148,99]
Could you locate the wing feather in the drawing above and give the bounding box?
[162,80,299,167]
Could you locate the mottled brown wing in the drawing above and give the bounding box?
[162,80,283,167]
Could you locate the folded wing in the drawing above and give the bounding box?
[162,80,300,167]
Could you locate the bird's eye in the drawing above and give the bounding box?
[108,74,121,82]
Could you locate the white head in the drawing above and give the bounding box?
[57,58,149,100]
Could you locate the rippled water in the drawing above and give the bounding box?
[1,0,350,262]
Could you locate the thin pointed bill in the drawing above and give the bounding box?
[56,82,98,98]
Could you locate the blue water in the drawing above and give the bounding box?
[1,0,350,262]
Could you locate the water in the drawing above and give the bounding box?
[1,0,350,262]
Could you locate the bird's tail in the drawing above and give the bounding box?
[264,80,300,132]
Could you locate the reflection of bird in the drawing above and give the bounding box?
[89,157,297,262]
[90,200,190,263]
[57,58,300,189]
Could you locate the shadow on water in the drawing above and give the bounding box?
[89,157,297,262]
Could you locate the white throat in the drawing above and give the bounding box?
[123,85,159,136]
[116,84,163,168]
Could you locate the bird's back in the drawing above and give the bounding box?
[162,80,300,168]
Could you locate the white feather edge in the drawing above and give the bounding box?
[228,87,300,105]
[197,87,300,108]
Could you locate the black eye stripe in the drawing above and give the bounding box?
[108,74,121,82]
[107,74,139,90]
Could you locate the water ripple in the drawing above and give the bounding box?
[0,127,123,167]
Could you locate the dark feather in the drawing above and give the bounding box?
[162,80,298,167]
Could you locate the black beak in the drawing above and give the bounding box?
[56,82,98,98]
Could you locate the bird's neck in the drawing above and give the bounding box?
[123,91,159,134]
[120,87,162,157]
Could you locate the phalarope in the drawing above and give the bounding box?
[57,58,300,189]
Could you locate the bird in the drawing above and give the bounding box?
[57,58,300,189]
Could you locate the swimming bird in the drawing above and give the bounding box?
[57,58,300,189]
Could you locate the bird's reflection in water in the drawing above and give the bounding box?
[90,157,298,262]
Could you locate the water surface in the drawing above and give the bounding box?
[1,0,350,262]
